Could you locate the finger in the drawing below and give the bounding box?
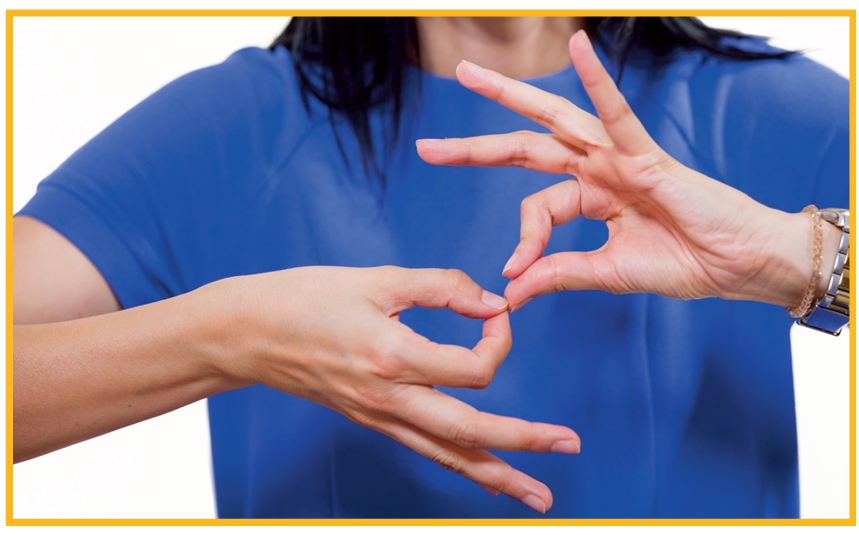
[454,59,610,150]
[394,384,581,454]
[568,30,656,155]
[416,132,585,175]
[505,250,615,310]
[392,311,511,389]
[377,417,554,513]
[377,267,508,318]
[503,180,582,280]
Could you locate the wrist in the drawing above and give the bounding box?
[750,208,843,309]
[186,278,258,391]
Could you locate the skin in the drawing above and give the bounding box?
[13,20,842,516]
[14,219,578,512]
[416,17,584,79]
[417,30,842,311]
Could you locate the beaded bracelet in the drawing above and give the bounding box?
[787,204,823,318]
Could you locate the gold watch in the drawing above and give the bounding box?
[799,208,850,335]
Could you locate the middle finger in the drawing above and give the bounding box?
[417,131,586,175]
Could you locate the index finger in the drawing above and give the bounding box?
[455,60,610,150]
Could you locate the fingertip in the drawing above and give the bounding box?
[504,277,533,312]
[551,438,581,454]
[522,494,548,515]
[415,138,441,161]
[569,29,599,82]
[570,29,595,55]
[455,60,473,82]
[501,251,519,278]
[503,240,544,280]
[456,59,490,91]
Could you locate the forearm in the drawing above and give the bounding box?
[13,284,246,463]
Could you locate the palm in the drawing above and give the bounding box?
[574,151,740,298]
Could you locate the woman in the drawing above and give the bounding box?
[14,17,848,517]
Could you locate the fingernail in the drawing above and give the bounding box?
[480,484,500,496]
[522,494,547,514]
[502,252,519,277]
[481,290,509,310]
[416,138,441,146]
[509,297,532,313]
[551,439,581,454]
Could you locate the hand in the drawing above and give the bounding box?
[417,30,821,310]
[206,266,579,513]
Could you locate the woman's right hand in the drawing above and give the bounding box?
[205,265,579,514]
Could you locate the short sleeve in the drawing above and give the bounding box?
[18,46,312,308]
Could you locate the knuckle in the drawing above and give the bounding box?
[343,407,376,429]
[445,268,471,293]
[374,265,406,294]
[354,383,404,414]
[520,194,538,215]
[519,425,541,450]
[548,255,566,294]
[564,153,581,176]
[370,339,405,381]
[604,98,633,124]
[448,419,483,449]
[430,449,464,475]
[488,469,516,496]
[470,364,495,390]
[510,135,530,168]
[538,96,569,126]
[376,265,402,279]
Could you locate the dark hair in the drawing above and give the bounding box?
[271,17,793,181]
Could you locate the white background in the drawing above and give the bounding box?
[8,14,854,520]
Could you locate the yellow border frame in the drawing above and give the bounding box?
[5,8,856,527]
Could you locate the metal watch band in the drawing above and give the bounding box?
[799,208,850,335]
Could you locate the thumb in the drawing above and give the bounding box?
[504,251,611,310]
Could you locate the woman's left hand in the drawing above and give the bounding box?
[417,29,825,311]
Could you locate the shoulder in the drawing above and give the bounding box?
[644,41,848,209]
[111,45,320,158]
[50,46,330,201]
[693,41,847,134]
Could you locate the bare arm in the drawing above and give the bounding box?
[14,216,120,325]
[13,215,242,462]
[13,290,240,462]
[12,216,578,513]
[418,31,845,312]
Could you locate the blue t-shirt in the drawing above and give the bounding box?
[20,41,848,518]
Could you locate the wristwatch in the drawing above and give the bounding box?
[799,208,850,335]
